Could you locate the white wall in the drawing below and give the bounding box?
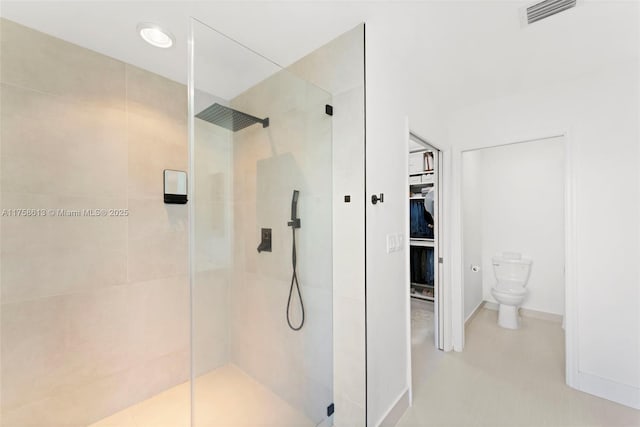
[364,10,450,426]
[353,6,639,422]
[461,150,483,320]
[357,2,639,422]
[478,139,565,315]
[448,62,640,408]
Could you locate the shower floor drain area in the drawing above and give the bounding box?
[90,365,315,427]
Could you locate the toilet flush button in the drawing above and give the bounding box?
[471,265,480,272]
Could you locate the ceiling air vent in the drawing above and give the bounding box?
[526,0,577,24]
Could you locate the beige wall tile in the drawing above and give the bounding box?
[2,350,189,427]
[127,197,187,240]
[0,192,52,252]
[227,36,337,425]
[193,200,232,272]
[0,19,126,111]
[288,23,365,95]
[0,20,192,424]
[0,83,128,197]
[127,231,187,283]
[125,62,187,254]
[1,192,127,302]
[126,276,190,363]
[231,70,307,119]
[128,109,187,199]
[1,277,189,415]
[193,270,230,375]
[194,119,233,203]
[1,17,365,427]
[1,241,127,303]
[333,295,366,407]
[126,64,187,125]
[332,87,366,303]
[1,294,69,410]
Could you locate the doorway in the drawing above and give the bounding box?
[407,132,444,399]
[460,135,566,372]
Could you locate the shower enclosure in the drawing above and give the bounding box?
[189,19,333,426]
[1,15,367,427]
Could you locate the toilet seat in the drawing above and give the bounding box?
[491,286,527,307]
[493,282,527,295]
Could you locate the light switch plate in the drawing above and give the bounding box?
[386,234,395,253]
[386,233,405,253]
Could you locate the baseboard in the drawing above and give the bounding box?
[483,301,563,323]
[520,307,563,323]
[377,388,410,427]
[465,300,484,325]
[574,371,640,410]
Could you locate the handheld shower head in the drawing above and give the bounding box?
[288,190,301,229]
[287,189,303,330]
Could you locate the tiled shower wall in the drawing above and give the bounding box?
[229,70,333,424]
[0,19,201,425]
[288,25,367,427]
[192,118,233,376]
[225,24,366,426]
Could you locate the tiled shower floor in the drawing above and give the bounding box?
[90,365,314,427]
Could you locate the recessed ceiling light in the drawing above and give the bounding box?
[137,22,174,48]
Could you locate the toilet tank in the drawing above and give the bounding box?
[492,253,532,285]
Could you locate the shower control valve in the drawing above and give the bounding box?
[257,228,272,253]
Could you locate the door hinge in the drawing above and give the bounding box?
[327,403,335,416]
[438,257,444,264]
[325,104,333,116]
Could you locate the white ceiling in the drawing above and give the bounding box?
[1,1,638,112]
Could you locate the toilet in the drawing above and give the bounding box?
[491,252,532,329]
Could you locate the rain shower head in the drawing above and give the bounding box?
[195,103,269,132]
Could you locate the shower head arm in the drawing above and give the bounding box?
[195,103,269,131]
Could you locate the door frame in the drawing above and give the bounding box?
[452,129,577,388]
[404,121,453,404]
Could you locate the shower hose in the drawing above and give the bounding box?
[286,226,305,331]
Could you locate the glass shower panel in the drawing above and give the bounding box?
[189,19,333,426]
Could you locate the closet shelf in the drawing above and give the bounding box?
[410,239,435,247]
[411,294,435,302]
[411,283,434,289]
[409,148,438,308]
